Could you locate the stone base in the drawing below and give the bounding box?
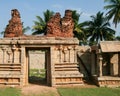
[53,63,84,86]
[93,76,120,87]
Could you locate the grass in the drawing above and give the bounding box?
[58,87,120,96]
[29,69,46,78]
[0,87,57,96]
[1,87,120,96]
[0,87,21,96]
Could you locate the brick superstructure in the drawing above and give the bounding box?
[4,9,23,37]
[46,10,74,37]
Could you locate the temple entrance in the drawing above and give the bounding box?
[26,47,51,86]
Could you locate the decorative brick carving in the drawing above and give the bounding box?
[4,9,23,37]
[46,10,74,37]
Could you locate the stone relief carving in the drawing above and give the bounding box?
[54,45,77,63]
[4,9,23,38]
[0,45,21,63]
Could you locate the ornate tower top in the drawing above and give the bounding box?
[4,9,23,38]
[46,9,74,37]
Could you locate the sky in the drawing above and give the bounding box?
[0,0,120,37]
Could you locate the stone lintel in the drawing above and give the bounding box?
[0,37,79,45]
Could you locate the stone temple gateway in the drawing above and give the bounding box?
[0,9,84,86]
[0,9,120,87]
[0,37,83,86]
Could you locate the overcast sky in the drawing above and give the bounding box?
[0,0,119,37]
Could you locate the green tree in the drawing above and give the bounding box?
[84,11,115,45]
[115,35,120,40]
[32,9,54,35]
[104,0,120,27]
[22,26,30,34]
[72,10,88,45]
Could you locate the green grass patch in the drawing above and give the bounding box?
[29,69,46,78]
[0,87,21,96]
[58,87,120,96]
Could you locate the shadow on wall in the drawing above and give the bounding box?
[77,46,92,78]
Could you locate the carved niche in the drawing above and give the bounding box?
[4,9,23,38]
[46,10,74,37]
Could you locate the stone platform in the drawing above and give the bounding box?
[94,76,120,87]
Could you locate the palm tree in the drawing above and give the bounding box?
[84,11,116,45]
[22,26,30,34]
[104,0,120,27]
[72,10,88,45]
[32,9,54,35]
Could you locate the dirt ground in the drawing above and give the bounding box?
[22,84,60,96]
[21,83,97,96]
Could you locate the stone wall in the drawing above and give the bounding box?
[29,50,45,69]
[77,46,92,77]
[0,37,84,87]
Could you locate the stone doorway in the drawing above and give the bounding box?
[26,47,51,86]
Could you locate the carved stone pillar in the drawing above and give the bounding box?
[63,47,67,62]
[12,45,16,63]
[73,46,77,63]
[68,46,72,62]
[20,47,25,86]
[2,47,6,63]
[7,50,12,63]
[99,55,103,77]
[59,45,63,63]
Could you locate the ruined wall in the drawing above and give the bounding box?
[29,50,45,69]
[46,10,74,37]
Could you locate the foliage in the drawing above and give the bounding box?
[104,0,120,27]
[22,25,31,34]
[72,10,88,45]
[83,11,115,45]
[115,36,120,40]
[58,87,120,96]
[32,9,54,35]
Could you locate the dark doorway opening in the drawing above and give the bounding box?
[26,47,51,86]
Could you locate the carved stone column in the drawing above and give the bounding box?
[68,46,72,62]
[63,47,67,62]
[20,47,25,86]
[2,47,6,63]
[73,46,78,63]
[12,45,16,63]
[59,45,63,63]
[7,50,12,63]
[99,54,103,77]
